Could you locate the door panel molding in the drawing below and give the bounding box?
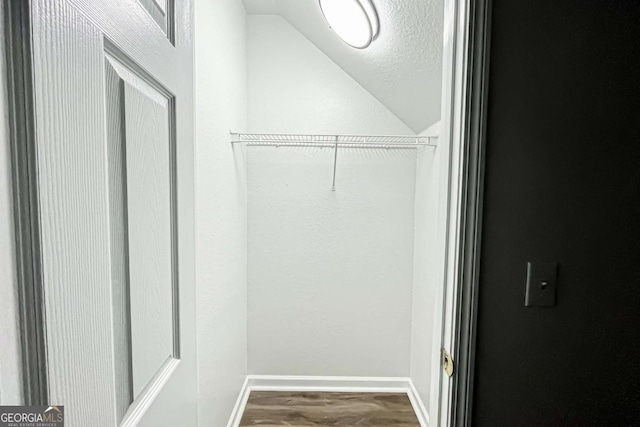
[104,47,181,402]
[121,357,179,426]
[103,45,181,371]
[103,56,133,422]
[136,0,174,44]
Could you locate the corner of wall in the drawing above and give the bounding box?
[194,0,249,424]
[419,121,442,137]
[409,135,441,411]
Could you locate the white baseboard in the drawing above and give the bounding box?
[226,377,251,427]
[227,375,430,427]
[407,379,431,427]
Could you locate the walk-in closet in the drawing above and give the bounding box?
[0,0,473,424]
[195,0,460,425]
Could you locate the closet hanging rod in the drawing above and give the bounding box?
[230,132,438,191]
[230,132,438,148]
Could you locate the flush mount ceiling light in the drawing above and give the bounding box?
[319,0,380,49]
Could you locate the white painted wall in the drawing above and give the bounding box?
[410,123,442,410]
[194,0,248,425]
[247,15,414,135]
[247,146,417,376]
[0,7,24,406]
[246,15,417,376]
[243,0,444,133]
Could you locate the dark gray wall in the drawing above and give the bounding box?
[473,0,640,425]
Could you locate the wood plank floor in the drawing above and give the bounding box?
[239,391,420,426]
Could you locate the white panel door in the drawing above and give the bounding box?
[28,0,196,425]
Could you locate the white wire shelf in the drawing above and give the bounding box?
[230,132,438,191]
[230,132,437,149]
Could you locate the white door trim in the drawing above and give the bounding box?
[2,0,48,405]
[436,0,492,425]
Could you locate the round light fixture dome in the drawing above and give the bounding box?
[319,0,380,49]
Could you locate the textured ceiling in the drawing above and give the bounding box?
[242,0,444,133]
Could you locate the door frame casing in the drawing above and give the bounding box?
[3,0,48,406]
[450,0,492,424]
[437,0,492,425]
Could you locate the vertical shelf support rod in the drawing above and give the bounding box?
[332,136,338,191]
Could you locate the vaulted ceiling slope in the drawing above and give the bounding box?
[242,0,444,134]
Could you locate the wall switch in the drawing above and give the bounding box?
[524,262,557,307]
